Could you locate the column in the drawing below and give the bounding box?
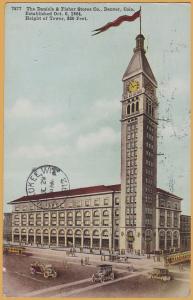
[109,233,112,251]
[12,229,14,243]
[165,210,167,227]
[48,230,50,246]
[178,231,180,249]
[155,229,159,251]
[90,234,93,249]
[56,232,59,247]
[164,232,167,249]
[26,231,29,244]
[49,211,51,226]
[171,231,173,248]
[171,211,174,228]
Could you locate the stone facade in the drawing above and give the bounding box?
[3,212,12,242]
[120,34,158,253]
[155,188,182,251]
[10,185,121,254]
[180,215,191,251]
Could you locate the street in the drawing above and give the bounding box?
[3,248,191,297]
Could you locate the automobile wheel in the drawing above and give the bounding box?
[30,268,35,275]
[44,272,49,278]
[52,271,57,278]
[100,277,104,283]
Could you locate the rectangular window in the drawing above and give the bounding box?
[115,197,119,205]
[93,220,100,226]
[75,220,81,226]
[94,199,100,206]
[84,220,90,226]
[85,200,90,207]
[67,221,73,226]
[104,198,109,205]
[103,219,109,226]
[115,219,119,225]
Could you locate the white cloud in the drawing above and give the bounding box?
[12,144,70,159]
[7,98,57,119]
[90,98,121,121]
[77,127,119,151]
[42,122,70,139]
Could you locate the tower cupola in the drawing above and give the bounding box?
[134,34,145,53]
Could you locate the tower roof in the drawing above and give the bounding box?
[123,34,157,86]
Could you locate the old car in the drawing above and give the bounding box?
[30,261,57,278]
[92,264,115,283]
[149,267,173,281]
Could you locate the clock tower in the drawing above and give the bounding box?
[119,34,158,253]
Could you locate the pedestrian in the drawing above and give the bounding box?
[81,258,84,266]
[128,263,134,272]
[84,257,87,265]
[153,255,156,262]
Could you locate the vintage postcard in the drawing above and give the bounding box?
[1,1,191,298]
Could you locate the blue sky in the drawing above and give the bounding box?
[4,2,191,213]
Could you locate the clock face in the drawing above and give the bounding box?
[128,80,140,92]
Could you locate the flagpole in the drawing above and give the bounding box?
[140,6,142,34]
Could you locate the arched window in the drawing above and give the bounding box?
[127,104,130,115]
[67,211,73,218]
[136,101,139,112]
[67,229,73,236]
[93,210,100,217]
[84,229,90,236]
[84,211,91,217]
[43,229,49,235]
[127,231,133,237]
[75,230,81,236]
[50,229,56,235]
[102,230,109,237]
[93,230,99,237]
[131,103,135,113]
[58,229,65,235]
[103,210,109,217]
[76,211,81,217]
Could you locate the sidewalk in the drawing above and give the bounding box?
[24,246,164,270]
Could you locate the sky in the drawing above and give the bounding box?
[4,2,191,214]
